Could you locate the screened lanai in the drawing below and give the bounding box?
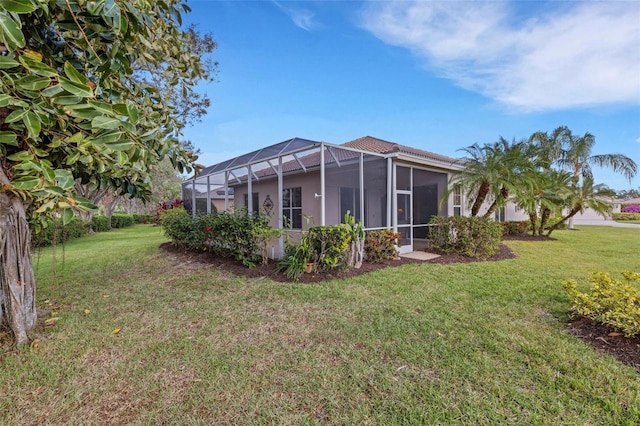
[182,136,462,256]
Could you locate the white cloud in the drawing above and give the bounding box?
[272,1,318,31]
[360,1,640,111]
[636,137,640,143]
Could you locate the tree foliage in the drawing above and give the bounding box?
[0,0,208,345]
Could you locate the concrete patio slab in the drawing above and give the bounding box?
[400,251,440,261]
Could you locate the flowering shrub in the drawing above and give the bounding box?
[563,271,640,337]
[155,198,183,224]
[622,204,640,213]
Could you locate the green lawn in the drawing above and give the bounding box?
[2,225,640,424]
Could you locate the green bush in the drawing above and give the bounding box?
[307,225,351,271]
[612,212,640,221]
[161,207,203,250]
[91,215,111,232]
[132,214,153,224]
[275,241,309,280]
[32,217,87,247]
[564,271,640,337]
[206,209,265,267]
[501,220,529,236]
[110,214,134,228]
[428,216,503,259]
[161,208,268,267]
[544,216,568,230]
[365,229,400,262]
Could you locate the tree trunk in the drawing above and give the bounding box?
[546,204,581,237]
[538,207,551,236]
[0,192,37,347]
[528,212,538,236]
[470,181,490,217]
[482,186,509,219]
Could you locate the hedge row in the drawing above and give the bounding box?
[160,207,269,267]
[612,212,640,221]
[32,217,87,248]
[33,213,153,248]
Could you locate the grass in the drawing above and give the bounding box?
[1,224,640,424]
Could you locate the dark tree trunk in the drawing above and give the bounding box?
[538,207,551,236]
[528,212,538,236]
[470,181,490,217]
[0,192,37,346]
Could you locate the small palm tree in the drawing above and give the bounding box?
[451,137,532,217]
[546,177,616,236]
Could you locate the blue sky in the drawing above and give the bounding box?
[182,0,640,191]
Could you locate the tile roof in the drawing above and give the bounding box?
[343,136,459,165]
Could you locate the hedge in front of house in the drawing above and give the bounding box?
[161,207,267,267]
[612,212,640,221]
[306,225,351,271]
[428,216,503,259]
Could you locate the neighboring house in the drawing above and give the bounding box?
[621,197,640,208]
[183,136,466,255]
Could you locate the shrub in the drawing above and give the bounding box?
[307,225,351,271]
[206,209,265,267]
[132,214,154,224]
[160,207,203,250]
[563,271,640,337]
[622,204,640,213]
[365,230,400,262]
[110,214,134,228]
[501,220,529,236]
[428,216,502,259]
[544,216,567,230]
[275,240,310,280]
[612,212,640,221]
[91,215,111,232]
[32,217,87,247]
[156,198,183,224]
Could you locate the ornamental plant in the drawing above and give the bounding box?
[563,271,640,337]
[0,0,209,345]
[622,205,640,213]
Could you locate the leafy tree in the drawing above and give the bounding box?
[0,0,205,345]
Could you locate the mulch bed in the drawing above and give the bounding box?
[160,237,639,372]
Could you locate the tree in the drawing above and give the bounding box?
[450,137,532,217]
[0,0,206,345]
[546,178,616,236]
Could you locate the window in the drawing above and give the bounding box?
[283,187,302,229]
[453,185,462,216]
[495,207,506,222]
[243,192,259,214]
[340,187,361,222]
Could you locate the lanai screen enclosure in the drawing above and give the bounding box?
[182,137,463,256]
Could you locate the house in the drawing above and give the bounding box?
[183,136,466,256]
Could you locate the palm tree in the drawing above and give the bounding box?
[546,177,617,236]
[481,138,533,219]
[451,137,532,217]
[560,129,637,185]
